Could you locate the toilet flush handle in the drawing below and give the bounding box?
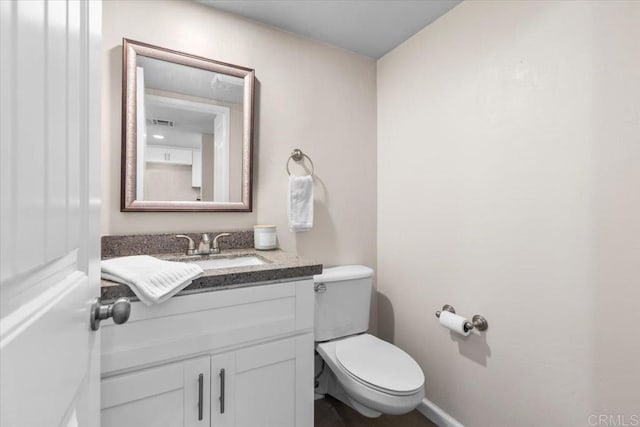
[314,283,327,293]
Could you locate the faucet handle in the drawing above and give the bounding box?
[175,235,196,255]
[213,233,231,244]
[201,233,210,243]
[211,233,231,254]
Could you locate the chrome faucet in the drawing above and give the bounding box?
[175,233,231,256]
[211,233,231,254]
[198,234,212,254]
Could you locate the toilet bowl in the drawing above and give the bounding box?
[313,266,425,417]
[316,334,424,417]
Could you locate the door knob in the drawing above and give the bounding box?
[90,297,131,331]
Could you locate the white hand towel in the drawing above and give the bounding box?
[101,255,203,306]
[288,175,314,232]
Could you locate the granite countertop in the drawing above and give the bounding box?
[101,248,323,301]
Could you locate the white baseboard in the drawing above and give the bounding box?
[417,397,464,427]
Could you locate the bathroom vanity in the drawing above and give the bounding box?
[99,232,322,427]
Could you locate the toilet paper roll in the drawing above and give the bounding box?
[439,311,471,336]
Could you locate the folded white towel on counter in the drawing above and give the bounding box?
[101,255,203,306]
[288,175,314,232]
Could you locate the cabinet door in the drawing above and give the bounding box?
[211,334,313,427]
[145,146,167,163]
[101,356,210,427]
[166,147,193,165]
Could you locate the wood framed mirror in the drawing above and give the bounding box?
[121,39,255,212]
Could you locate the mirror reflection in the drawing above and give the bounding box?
[135,56,244,203]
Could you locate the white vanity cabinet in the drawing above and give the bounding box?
[100,279,314,427]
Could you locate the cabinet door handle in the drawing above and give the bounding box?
[219,368,225,414]
[198,373,204,421]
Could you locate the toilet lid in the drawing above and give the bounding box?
[335,334,424,394]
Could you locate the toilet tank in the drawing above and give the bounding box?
[313,265,374,342]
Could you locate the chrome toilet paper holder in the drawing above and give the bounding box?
[435,304,488,332]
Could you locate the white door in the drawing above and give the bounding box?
[0,1,102,426]
[192,150,202,188]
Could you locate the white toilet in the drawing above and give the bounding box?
[313,265,425,418]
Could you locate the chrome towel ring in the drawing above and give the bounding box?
[286,148,315,176]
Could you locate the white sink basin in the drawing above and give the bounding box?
[190,256,265,270]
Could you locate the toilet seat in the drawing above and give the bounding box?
[335,334,424,396]
[316,334,425,416]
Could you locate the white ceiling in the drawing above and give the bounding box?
[138,55,244,104]
[146,125,203,149]
[196,0,461,58]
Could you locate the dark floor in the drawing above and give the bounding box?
[314,396,437,427]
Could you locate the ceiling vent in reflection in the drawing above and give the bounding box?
[149,118,175,127]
